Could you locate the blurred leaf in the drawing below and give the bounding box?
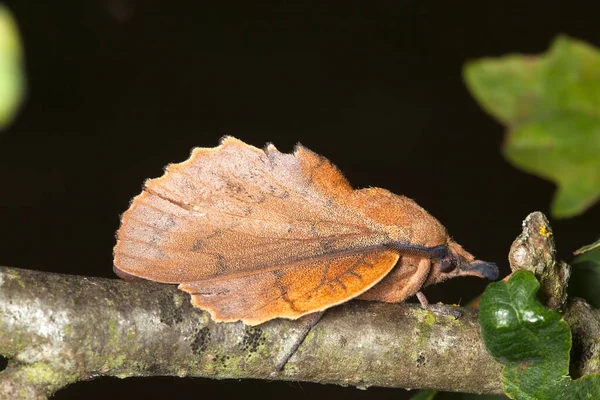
[0,4,26,130]
[569,248,600,307]
[464,36,600,218]
[574,238,600,255]
[479,270,600,398]
[434,394,507,400]
[409,389,437,400]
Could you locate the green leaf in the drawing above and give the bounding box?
[0,5,26,130]
[479,270,600,399]
[569,247,600,308]
[464,36,600,218]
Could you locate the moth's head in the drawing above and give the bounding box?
[424,240,499,286]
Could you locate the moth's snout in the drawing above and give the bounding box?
[460,261,499,280]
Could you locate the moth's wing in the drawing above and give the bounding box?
[179,249,399,325]
[113,136,389,283]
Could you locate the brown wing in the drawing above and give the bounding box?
[114,137,393,285]
[179,249,399,325]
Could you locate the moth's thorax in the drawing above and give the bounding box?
[382,215,449,249]
[350,187,449,247]
[383,225,413,244]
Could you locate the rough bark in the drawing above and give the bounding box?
[0,265,503,399]
[0,212,598,399]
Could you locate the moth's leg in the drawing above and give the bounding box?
[275,311,325,371]
[416,291,461,319]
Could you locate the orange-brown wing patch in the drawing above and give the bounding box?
[114,137,391,284]
[179,249,399,325]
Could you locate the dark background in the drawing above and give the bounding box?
[1,1,599,399]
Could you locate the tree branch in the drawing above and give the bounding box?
[1,212,599,399]
[0,266,502,399]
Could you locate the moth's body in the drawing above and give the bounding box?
[114,137,497,325]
